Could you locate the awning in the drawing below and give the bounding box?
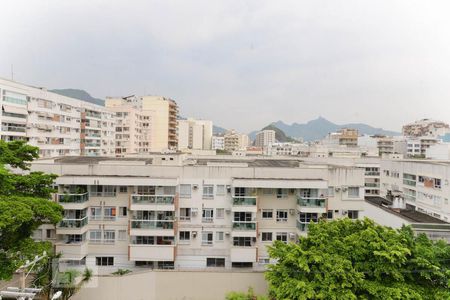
[2,105,28,115]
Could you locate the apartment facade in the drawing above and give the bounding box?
[31,155,365,272]
[402,119,450,138]
[178,118,213,151]
[212,136,225,150]
[224,130,249,152]
[254,130,275,148]
[0,77,115,157]
[324,128,358,147]
[380,159,450,222]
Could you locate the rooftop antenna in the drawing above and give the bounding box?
[10,64,14,80]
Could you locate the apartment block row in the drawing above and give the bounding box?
[31,155,366,271]
[0,78,181,157]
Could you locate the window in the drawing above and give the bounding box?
[118,230,127,241]
[180,208,191,221]
[232,262,253,268]
[276,232,288,242]
[276,188,288,199]
[46,229,55,239]
[327,187,335,197]
[96,257,114,266]
[180,184,191,198]
[103,207,116,220]
[118,207,127,217]
[276,210,288,222]
[132,236,154,245]
[202,209,214,222]
[299,213,318,223]
[234,212,252,222]
[216,185,226,195]
[103,230,115,244]
[89,230,102,243]
[206,258,225,267]
[90,207,102,220]
[348,210,359,219]
[327,210,333,219]
[262,209,273,219]
[202,231,213,245]
[179,231,190,241]
[233,237,252,247]
[216,231,224,242]
[259,258,270,265]
[261,232,272,242]
[203,185,214,199]
[119,186,128,193]
[234,187,246,197]
[435,178,442,189]
[216,208,225,219]
[348,187,359,198]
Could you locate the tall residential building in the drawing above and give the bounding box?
[178,118,213,150]
[141,96,178,151]
[254,130,275,148]
[224,130,249,151]
[323,128,358,147]
[402,119,450,138]
[105,96,152,156]
[31,154,366,272]
[0,77,115,157]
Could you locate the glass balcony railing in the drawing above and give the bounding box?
[57,193,89,203]
[232,197,257,206]
[364,183,380,188]
[232,222,256,230]
[296,220,309,232]
[59,216,88,228]
[297,197,326,208]
[365,171,380,176]
[131,220,174,230]
[131,194,175,205]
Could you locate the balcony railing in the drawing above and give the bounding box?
[296,220,309,232]
[59,216,88,228]
[232,222,256,230]
[297,197,326,208]
[232,197,257,206]
[57,193,89,203]
[365,171,380,176]
[131,220,174,230]
[364,183,380,188]
[131,194,175,205]
[89,191,116,197]
[1,125,26,132]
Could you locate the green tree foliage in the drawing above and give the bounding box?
[266,218,450,299]
[0,140,63,280]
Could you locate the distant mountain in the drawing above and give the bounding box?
[249,117,399,141]
[213,125,227,135]
[260,124,297,143]
[50,89,105,106]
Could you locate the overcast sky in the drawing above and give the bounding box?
[1,0,450,133]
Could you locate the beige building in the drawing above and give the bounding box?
[0,77,115,157]
[141,96,178,151]
[402,119,450,138]
[224,130,249,151]
[178,118,213,151]
[255,130,275,148]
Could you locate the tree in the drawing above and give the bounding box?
[266,218,450,300]
[226,287,268,300]
[0,140,63,280]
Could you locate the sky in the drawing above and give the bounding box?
[1,0,450,133]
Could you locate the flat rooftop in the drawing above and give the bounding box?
[365,196,447,224]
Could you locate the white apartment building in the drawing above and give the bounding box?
[212,136,225,150]
[265,142,309,157]
[380,159,450,222]
[406,137,439,157]
[31,155,366,272]
[0,77,115,157]
[224,130,249,152]
[254,130,275,148]
[403,119,450,138]
[178,118,213,151]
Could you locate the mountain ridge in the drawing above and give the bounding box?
[50,89,105,106]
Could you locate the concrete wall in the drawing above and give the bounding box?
[72,270,267,300]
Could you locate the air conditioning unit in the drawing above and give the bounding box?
[191,208,198,215]
[226,185,232,193]
[335,187,341,192]
[192,231,197,238]
[289,233,296,239]
[225,231,230,236]
[289,209,295,215]
[225,209,231,214]
[342,186,348,192]
[342,210,348,215]
[193,184,199,190]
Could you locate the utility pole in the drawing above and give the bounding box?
[0,252,47,300]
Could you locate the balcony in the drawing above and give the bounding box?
[364,183,380,188]
[57,193,89,209]
[129,245,175,261]
[230,247,257,262]
[130,194,175,211]
[57,217,88,234]
[232,222,257,237]
[55,241,88,260]
[296,197,327,213]
[130,220,174,236]
[296,220,309,233]
[365,171,380,176]
[232,196,257,212]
